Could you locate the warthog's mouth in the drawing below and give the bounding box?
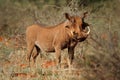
[73,26,90,42]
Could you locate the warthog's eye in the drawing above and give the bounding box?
[73,31,75,34]
[65,26,70,29]
[73,31,78,36]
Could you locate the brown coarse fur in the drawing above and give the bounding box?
[26,13,90,68]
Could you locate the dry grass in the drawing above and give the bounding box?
[0,43,86,80]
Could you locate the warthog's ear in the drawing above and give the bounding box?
[83,12,88,18]
[65,13,71,21]
[82,12,88,21]
[65,13,75,23]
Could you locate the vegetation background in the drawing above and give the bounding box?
[0,0,120,80]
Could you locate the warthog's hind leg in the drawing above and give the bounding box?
[26,42,34,67]
[32,45,41,63]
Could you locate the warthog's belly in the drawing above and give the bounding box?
[35,41,55,52]
[35,41,68,52]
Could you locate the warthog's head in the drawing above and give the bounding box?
[64,12,90,41]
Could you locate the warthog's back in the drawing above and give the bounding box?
[26,24,41,42]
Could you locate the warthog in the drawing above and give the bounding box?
[26,12,90,67]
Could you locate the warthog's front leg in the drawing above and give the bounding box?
[68,47,74,68]
[55,46,61,68]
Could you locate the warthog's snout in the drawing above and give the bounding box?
[76,26,90,41]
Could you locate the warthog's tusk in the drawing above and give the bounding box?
[86,26,90,34]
